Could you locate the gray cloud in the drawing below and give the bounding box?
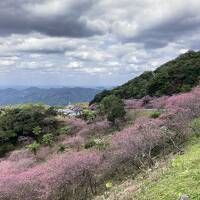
[0,0,99,37]
[0,0,200,87]
[106,0,200,48]
[130,11,200,48]
[1,0,200,48]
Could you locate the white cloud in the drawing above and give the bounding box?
[0,0,200,86]
[24,0,67,18]
[0,60,15,66]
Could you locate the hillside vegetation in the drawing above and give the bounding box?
[134,136,200,200]
[94,135,200,200]
[0,104,58,156]
[0,86,200,200]
[91,50,200,104]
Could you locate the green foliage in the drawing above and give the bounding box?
[96,141,109,151]
[0,143,15,157]
[150,110,162,118]
[105,181,113,189]
[190,118,200,137]
[101,95,126,125]
[0,130,17,157]
[0,130,17,141]
[90,90,111,105]
[180,84,191,93]
[0,104,58,156]
[134,137,200,200]
[33,126,42,136]
[26,141,40,155]
[59,126,71,135]
[91,51,200,103]
[42,133,54,145]
[45,106,58,116]
[84,139,96,149]
[82,109,96,121]
[107,106,125,124]
[0,104,56,137]
[57,144,66,153]
[85,138,109,150]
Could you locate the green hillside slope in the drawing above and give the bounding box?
[134,137,200,200]
[94,136,200,200]
[91,50,200,104]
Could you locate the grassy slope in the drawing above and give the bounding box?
[134,137,200,200]
[94,137,200,200]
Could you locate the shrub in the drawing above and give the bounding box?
[42,133,54,145]
[0,130,17,142]
[33,126,42,136]
[85,139,108,150]
[67,118,86,132]
[64,136,84,151]
[82,110,96,122]
[190,118,200,137]
[85,139,96,149]
[111,116,165,168]
[57,144,66,153]
[150,111,162,118]
[59,126,71,135]
[26,141,40,155]
[0,143,15,157]
[101,95,126,125]
[97,142,109,151]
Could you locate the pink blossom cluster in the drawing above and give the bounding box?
[124,86,200,112]
[66,118,87,132]
[110,117,165,166]
[76,120,110,137]
[63,135,85,150]
[150,96,169,109]
[0,150,102,200]
[124,99,143,109]
[163,87,200,118]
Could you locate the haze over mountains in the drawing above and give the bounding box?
[0,87,101,106]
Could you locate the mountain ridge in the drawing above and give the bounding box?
[0,87,101,106]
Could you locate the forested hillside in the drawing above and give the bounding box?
[91,51,200,104]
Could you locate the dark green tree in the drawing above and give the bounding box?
[101,95,126,125]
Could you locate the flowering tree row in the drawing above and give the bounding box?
[0,86,200,199]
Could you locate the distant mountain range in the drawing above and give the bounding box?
[0,87,102,106]
[91,50,200,104]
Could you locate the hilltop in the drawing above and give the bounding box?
[91,50,200,104]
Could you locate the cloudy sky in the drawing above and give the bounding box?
[0,0,200,87]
